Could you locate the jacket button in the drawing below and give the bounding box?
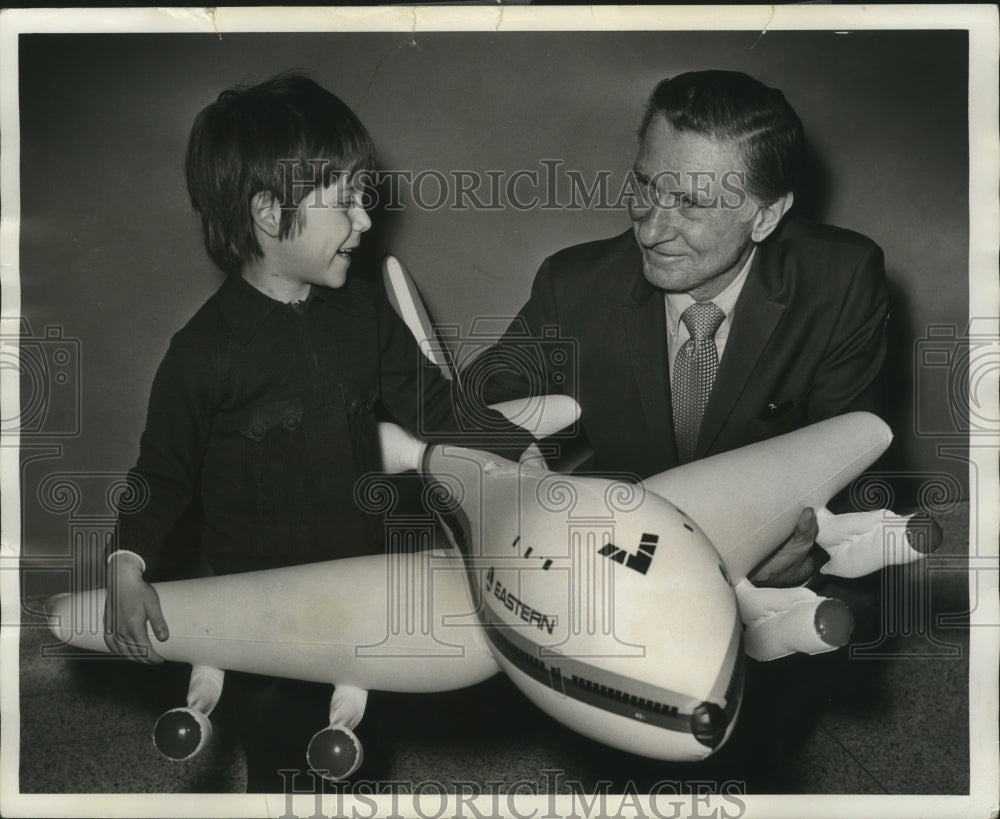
[349,400,361,414]
[284,416,300,431]
[366,397,377,410]
[251,424,265,438]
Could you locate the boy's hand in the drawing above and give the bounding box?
[103,553,170,664]
[378,422,426,473]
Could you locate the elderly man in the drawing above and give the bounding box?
[472,71,891,790]
[477,70,889,586]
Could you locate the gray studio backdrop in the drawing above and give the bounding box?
[17,30,969,592]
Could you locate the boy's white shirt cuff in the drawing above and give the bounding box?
[106,549,147,573]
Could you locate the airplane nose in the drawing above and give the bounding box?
[690,702,728,749]
[690,631,744,752]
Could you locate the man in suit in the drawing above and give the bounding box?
[476,69,889,585]
[473,69,890,790]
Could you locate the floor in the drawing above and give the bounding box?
[13,502,971,799]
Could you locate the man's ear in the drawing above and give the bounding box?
[250,191,282,239]
[750,191,794,242]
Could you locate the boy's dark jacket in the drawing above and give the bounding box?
[117,273,533,575]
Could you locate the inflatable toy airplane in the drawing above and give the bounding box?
[44,256,941,780]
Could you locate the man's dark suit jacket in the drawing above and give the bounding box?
[479,217,890,480]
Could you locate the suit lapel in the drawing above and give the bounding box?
[696,246,787,458]
[622,267,679,465]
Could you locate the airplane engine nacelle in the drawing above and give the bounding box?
[422,446,743,761]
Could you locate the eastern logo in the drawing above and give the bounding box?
[598,533,658,575]
[484,567,556,633]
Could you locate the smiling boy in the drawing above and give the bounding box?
[102,72,530,791]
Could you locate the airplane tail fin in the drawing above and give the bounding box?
[382,253,580,441]
[382,254,457,381]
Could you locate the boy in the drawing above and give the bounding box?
[102,72,531,792]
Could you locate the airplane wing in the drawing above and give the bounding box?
[638,412,893,582]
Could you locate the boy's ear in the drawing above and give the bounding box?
[250,191,282,238]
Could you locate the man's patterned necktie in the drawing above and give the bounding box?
[672,301,726,464]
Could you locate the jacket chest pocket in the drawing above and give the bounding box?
[231,398,310,536]
[203,397,306,504]
[238,397,304,442]
[227,384,382,556]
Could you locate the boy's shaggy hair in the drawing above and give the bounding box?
[186,72,375,276]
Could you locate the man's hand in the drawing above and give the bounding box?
[103,553,169,664]
[748,507,819,588]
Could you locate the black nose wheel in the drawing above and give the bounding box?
[153,707,213,761]
[307,725,364,781]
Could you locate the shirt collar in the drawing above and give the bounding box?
[215,275,280,344]
[665,247,756,331]
[217,275,362,344]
